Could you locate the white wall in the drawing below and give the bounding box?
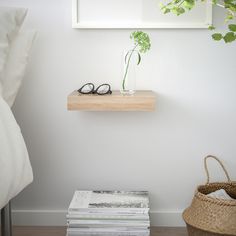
[1,0,236,227]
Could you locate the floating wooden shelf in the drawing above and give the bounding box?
[67,90,156,111]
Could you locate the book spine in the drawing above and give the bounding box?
[68,224,150,228]
[67,233,150,236]
[66,214,149,221]
[67,227,150,233]
[68,208,149,214]
[67,232,150,236]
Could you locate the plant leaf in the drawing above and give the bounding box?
[225,12,234,22]
[208,25,215,30]
[163,8,171,13]
[223,32,236,43]
[183,0,195,10]
[229,24,236,32]
[171,6,185,15]
[212,33,223,41]
[178,7,185,15]
[137,52,141,65]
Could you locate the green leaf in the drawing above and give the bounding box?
[172,6,185,15]
[160,5,171,14]
[229,24,236,32]
[229,5,236,12]
[225,0,236,11]
[224,0,236,8]
[208,25,215,30]
[183,0,195,10]
[137,52,141,65]
[225,12,234,21]
[171,7,178,15]
[223,32,236,43]
[212,33,223,41]
[178,7,185,15]
[163,8,171,13]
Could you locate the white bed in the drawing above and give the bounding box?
[0,6,35,211]
[0,7,35,229]
[0,94,33,209]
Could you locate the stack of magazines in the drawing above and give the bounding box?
[67,190,150,236]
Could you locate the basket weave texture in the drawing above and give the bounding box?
[186,224,235,236]
[183,156,236,236]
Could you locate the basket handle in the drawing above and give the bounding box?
[204,155,231,184]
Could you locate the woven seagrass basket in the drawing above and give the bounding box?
[183,155,236,236]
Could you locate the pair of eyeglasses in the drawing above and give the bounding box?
[78,83,112,95]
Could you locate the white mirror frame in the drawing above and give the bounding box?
[72,0,212,29]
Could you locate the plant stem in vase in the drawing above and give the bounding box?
[120,31,151,95]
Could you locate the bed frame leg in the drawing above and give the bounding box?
[1,201,12,236]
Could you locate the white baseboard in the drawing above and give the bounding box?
[12,210,185,227]
[150,211,185,227]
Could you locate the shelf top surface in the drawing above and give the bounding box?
[68,90,155,98]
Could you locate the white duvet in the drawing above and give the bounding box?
[0,94,33,209]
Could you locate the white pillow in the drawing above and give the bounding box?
[2,30,37,107]
[0,7,27,81]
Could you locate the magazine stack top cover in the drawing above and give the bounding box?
[67,190,150,236]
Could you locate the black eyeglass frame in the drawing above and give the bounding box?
[77,83,112,95]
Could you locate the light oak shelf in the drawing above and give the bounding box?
[67,90,156,111]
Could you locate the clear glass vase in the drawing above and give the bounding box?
[120,50,139,95]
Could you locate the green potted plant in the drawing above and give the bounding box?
[121,31,151,95]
